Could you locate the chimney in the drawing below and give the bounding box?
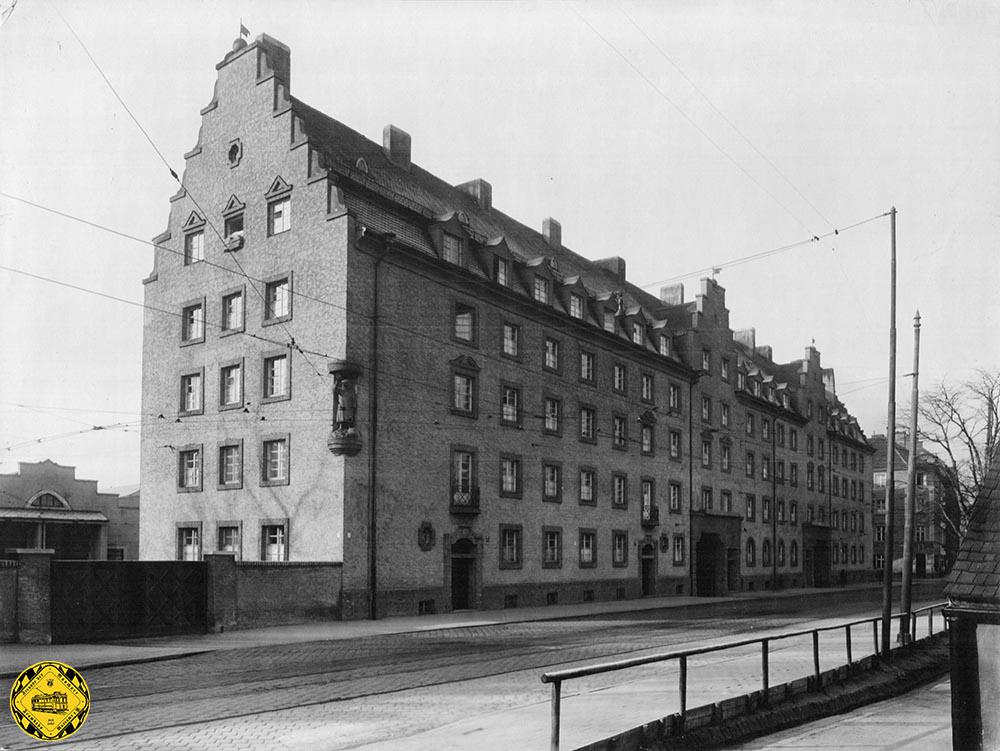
[457,179,492,211]
[382,125,411,170]
[660,283,684,305]
[542,217,561,249]
[822,368,836,394]
[734,328,756,351]
[755,344,773,361]
[595,256,627,281]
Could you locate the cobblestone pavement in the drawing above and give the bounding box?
[0,586,945,751]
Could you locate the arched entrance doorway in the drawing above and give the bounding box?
[640,543,656,596]
[450,538,477,610]
[695,533,725,596]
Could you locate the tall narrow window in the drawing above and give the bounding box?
[579,469,595,504]
[612,474,627,507]
[613,531,628,565]
[217,526,240,558]
[500,385,519,425]
[544,338,560,371]
[570,294,584,319]
[579,406,595,441]
[178,527,201,561]
[641,425,653,454]
[219,444,242,487]
[263,354,289,400]
[543,463,562,501]
[453,303,476,343]
[181,303,204,343]
[178,448,202,491]
[442,233,464,265]
[579,530,596,566]
[499,526,522,568]
[544,398,561,434]
[580,351,595,382]
[613,363,626,392]
[494,257,509,286]
[220,363,242,408]
[184,231,205,265]
[261,524,286,561]
[603,310,616,332]
[221,291,243,333]
[453,373,476,415]
[264,278,290,321]
[641,374,653,402]
[262,438,289,484]
[543,529,562,567]
[180,372,202,414]
[533,276,550,304]
[632,322,644,345]
[669,482,682,512]
[669,430,682,459]
[268,196,291,235]
[500,456,521,496]
[673,536,685,564]
[452,450,476,503]
[612,415,627,449]
[502,322,519,357]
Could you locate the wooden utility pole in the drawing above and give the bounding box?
[899,311,921,643]
[880,207,897,660]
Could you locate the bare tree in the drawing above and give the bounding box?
[918,369,1000,539]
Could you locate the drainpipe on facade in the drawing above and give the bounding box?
[688,373,695,596]
[771,414,777,590]
[365,228,393,621]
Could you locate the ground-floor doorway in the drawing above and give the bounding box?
[450,538,476,610]
[640,544,656,595]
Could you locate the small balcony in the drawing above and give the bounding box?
[640,503,660,529]
[450,486,480,516]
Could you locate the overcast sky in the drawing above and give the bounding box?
[1,0,997,489]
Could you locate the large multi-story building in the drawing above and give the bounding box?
[139,33,874,619]
[870,434,959,575]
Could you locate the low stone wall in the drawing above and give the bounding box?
[234,561,342,628]
[574,634,949,751]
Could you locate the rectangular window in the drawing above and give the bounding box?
[790,429,798,450]
[264,278,291,321]
[500,456,521,496]
[218,444,242,487]
[178,526,201,561]
[603,310,616,332]
[261,523,287,561]
[533,276,550,304]
[224,213,244,240]
[701,439,712,468]
[721,359,730,381]
[263,354,289,400]
[669,430,681,459]
[220,363,242,408]
[721,444,731,472]
[500,385,519,425]
[701,349,710,372]
[442,233,464,265]
[612,415,627,449]
[916,526,927,542]
[790,464,799,486]
[721,403,730,427]
[641,373,653,402]
[746,451,755,478]
[184,231,204,265]
[268,196,291,235]
[579,530,596,566]
[178,448,202,491]
[641,425,653,455]
[641,479,654,510]
[701,396,712,422]
[668,383,681,410]
[738,371,747,390]
[454,303,476,343]
[612,474,628,507]
[217,525,240,558]
[762,455,770,480]
[673,535,685,565]
[452,373,476,415]
[543,528,562,568]
[701,486,713,511]
[579,406,596,442]
[502,322,519,357]
[762,418,771,440]
[180,372,202,414]
[544,337,560,371]
[495,257,509,286]
[776,460,785,482]
[613,363,626,393]
[570,293,584,319]
[544,397,561,434]
[579,469,595,504]
[777,423,785,446]
[790,502,798,524]
[580,351,595,382]
[499,526,522,568]
[659,335,670,356]
[632,322,644,345]
[181,302,204,343]
[745,494,756,521]
[613,531,628,566]
[721,490,733,513]
[221,291,243,333]
[746,412,755,436]
[669,482,682,513]
[763,497,771,522]
[543,463,562,501]
[262,438,289,483]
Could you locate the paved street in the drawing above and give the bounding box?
[0,583,946,751]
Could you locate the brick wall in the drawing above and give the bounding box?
[234,561,342,628]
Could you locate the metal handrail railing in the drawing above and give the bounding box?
[540,601,947,751]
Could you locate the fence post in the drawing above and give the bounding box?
[845,625,853,664]
[679,655,688,724]
[872,619,879,656]
[812,630,821,681]
[761,639,769,696]
[550,679,561,751]
[928,608,933,636]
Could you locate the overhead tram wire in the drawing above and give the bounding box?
[50,4,322,378]
[569,4,822,239]
[615,2,836,230]
[638,211,891,290]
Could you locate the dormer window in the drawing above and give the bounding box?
[443,233,464,266]
[752,379,761,397]
[570,294,584,319]
[737,372,747,390]
[659,335,670,356]
[632,322,644,346]
[533,277,550,304]
[494,257,509,286]
[603,310,616,333]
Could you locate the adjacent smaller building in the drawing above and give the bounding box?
[0,460,140,560]
[870,434,959,575]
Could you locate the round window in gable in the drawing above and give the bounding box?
[228,139,243,168]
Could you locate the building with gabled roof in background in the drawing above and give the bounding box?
[139,33,875,619]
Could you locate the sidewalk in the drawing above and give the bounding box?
[730,676,952,750]
[0,581,937,678]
